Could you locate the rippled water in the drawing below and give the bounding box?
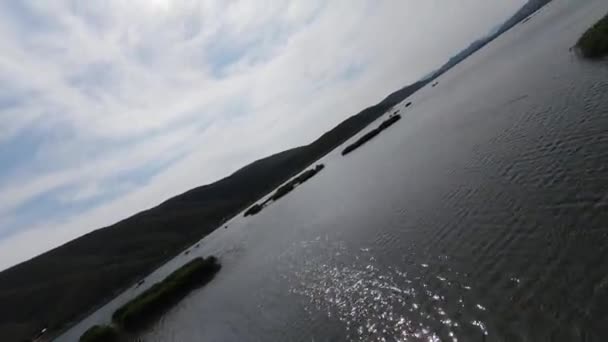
[286,240,487,341]
[57,1,608,341]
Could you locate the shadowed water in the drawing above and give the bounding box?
[56,0,608,341]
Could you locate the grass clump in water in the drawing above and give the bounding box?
[270,164,325,201]
[577,13,608,59]
[342,114,401,156]
[79,325,119,342]
[112,256,220,330]
[270,183,295,201]
[244,164,325,216]
[244,203,263,217]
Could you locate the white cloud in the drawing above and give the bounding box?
[0,0,525,270]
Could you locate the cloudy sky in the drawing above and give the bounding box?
[0,0,524,270]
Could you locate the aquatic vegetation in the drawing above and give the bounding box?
[112,256,221,330]
[245,164,325,216]
[270,164,325,201]
[342,114,402,156]
[577,13,608,59]
[342,131,380,155]
[244,203,263,216]
[271,183,295,201]
[79,325,118,342]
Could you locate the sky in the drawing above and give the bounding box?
[0,0,525,271]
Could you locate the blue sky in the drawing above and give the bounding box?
[0,0,524,270]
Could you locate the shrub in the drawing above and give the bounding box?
[244,204,263,216]
[577,13,608,59]
[79,325,118,342]
[112,257,221,330]
[271,183,295,201]
[342,114,401,156]
[269,164,325,201]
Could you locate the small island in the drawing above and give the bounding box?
[243,203,263,217]
[576,12,608,59]
[80,256,221,341]
[79,325,119,342]
[243,164,325,217]
[342,114,402,156]
[270,164,324,201]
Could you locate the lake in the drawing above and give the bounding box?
[56,0,608,341]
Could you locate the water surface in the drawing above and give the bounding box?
[57,1,608,341]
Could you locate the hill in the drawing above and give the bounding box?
[431,0,552,78]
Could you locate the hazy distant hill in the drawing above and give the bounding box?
[431,0,552,78]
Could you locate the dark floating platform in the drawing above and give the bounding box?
[342,114,402,156]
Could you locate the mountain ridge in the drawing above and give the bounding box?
[430,0,552,78]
